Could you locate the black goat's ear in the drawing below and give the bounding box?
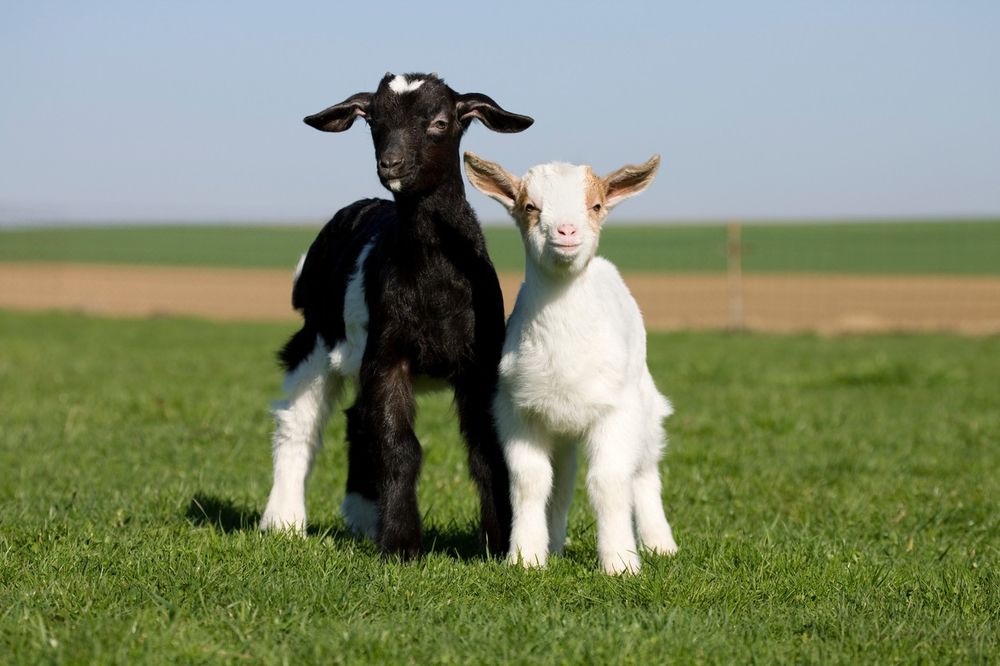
[304,92,372,132]
[456,93,534,133]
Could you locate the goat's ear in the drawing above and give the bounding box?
[464,152,520,210]
[303,92,372,132]
[603,155,660,208]
[456,93,534,133]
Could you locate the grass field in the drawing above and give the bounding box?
[1,309,997,663]
[2,218,999,274]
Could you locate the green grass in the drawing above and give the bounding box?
[2,218,999,274]
[1,309,997,663]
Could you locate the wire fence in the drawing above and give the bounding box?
[0,222,997,334]
[628,223,1000,334]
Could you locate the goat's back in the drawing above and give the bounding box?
[279,198,394,370]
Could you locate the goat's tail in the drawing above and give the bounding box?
[278,326,319,373]
[658,394,674,420]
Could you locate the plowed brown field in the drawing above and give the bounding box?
[2,263,999,334]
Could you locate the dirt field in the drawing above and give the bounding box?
[2,262,999,334]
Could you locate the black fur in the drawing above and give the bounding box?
[281,73,532,558]
[278,198,386,371]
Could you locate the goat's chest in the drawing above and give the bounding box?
[380,266,478,372]
[500,298,628,434]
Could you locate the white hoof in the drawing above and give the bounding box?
[259,495,306,535]
[508,548,548,569]
[646,536,679,557]
[259,511,306,535]
[341,492,378,540]
[601,550,641,575]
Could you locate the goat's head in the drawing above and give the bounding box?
[305,73,533,196]
[464,153,660,276]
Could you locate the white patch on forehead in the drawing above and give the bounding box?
[524,163,590,217]
[389,75,425,94]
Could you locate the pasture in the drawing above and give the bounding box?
[1,309,997,663]
[3,221,1000,335]
[2,218,999,274]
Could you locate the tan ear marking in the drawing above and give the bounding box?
[604,155,660,208]
[463,152,520,210]
[584,167,607,234]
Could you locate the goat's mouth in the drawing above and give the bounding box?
[379,171,414,193]
[549,239,583,254]
[547,240,584,262]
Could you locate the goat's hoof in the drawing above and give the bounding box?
[507,550,547,569]
[379,533,422,562]
[341,493,379,540]
[259,513,306,536]
[601,552,641,575]
[380,545,422,562]
[480,527,511,558]
[646,538,679,557]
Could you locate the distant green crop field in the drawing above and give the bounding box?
[1,219,998,274]
[1,310,997,662]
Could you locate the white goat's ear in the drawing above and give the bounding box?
[456,93,534,133]
[464,152,520,210]
[304,92,372,132]
[603,155,660,208]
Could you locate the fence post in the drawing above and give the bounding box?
[727,222,745,331]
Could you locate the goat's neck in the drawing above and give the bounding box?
[393,168,476,238]
[523,257,590,303]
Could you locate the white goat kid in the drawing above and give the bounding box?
[464,152,678,574]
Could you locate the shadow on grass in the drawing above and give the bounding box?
[185,493,261,533]
[423,523,488,562]
[184,493,487,561]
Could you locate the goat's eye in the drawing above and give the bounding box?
[430,119,448,132]
[592,203,602,213]
[524,203,538,213]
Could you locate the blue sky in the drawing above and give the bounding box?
[2,1,998,225]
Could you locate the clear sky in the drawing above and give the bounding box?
[2,1,998,225]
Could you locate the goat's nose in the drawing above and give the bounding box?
[556,224,578,237]
[379,156,404,170]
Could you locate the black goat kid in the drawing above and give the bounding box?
[259,73,533,558]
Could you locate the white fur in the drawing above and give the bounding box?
[328,242,373,376]
[493,163,678,574]
[259,338,339,534]
[388,75,425,94]
[261,243,374,535]
[292,252,307,290]
[341,492,379,539]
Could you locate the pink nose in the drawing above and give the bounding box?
[556,224,578,237]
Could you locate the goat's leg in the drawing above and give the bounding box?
[633,414,678,556]
[493,396,551,566]
[546,441,578,556]
[632,463,678,556]
[455,375,512,556]
[260,342,338,534]
[504,433,553,568]
[341,401,379,540]
[586,410,642,574]
[361,359,423,559]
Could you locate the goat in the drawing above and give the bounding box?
[259,73,533,559]
[463,152,678,574]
